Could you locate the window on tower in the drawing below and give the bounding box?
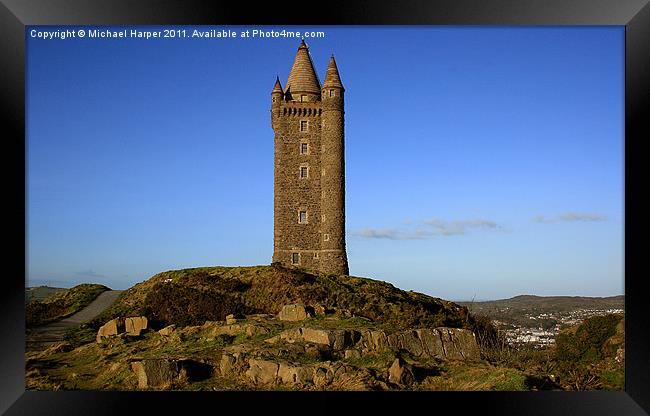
[301,143,308,154]
[292,253,300,264]
[329,89,334,97]
[299,211,307,224]
[300,120,308,132]
[300,166,309,179]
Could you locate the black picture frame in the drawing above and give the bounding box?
[2,0,648,414]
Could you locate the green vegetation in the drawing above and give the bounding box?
[91,264,468,331]
[26,284,110,327]
[25,265,624,392]
[556,313,623,364]
[553,313,624,390]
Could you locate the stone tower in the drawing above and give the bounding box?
[271,40,349,276]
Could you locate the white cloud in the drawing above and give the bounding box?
[533,212,607,224]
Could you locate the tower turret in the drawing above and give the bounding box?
[271,41,349,276]
[284,40,321,103]
[271,76,283,129]
[320,55,349,275]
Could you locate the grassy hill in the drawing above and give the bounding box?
[90,264,470,331]
[458,294,623,313]
[26,284,110,328]
[25,286,68,304]
[457,295,624,329]
[24,266,625,391]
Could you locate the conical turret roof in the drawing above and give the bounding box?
[272,76,283,93]
[323,55,344,89]
[285,40,321,96]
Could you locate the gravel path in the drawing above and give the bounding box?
[26,290,123,350]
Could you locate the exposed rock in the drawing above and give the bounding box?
[246,358,279,384]
[278,362,314,385]
[246,325,270,337]
[131,359,180,389]
[301,328,332,346]
[415,329,445,357]
[130,358,212,388]
[388,358,414,385]
[437,328,480,360]
[400,331,424,357]
[125,316,148,336]
[96,318,125,343]
[220,354,237,377]
[278,304,311,321]
[158,325,176,336]
[358,327,479,361]
[226,314,237,325]
[43,342,73,354]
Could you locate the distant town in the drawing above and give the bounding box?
[457,295,624,348]
[495,308,624,347]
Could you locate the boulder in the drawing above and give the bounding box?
[226,314,237,325]
[278,304,311,321]
[388,358,414,385]
[130,359,180,389]
[278,362,314,385]
[301,328,332,346]
[96,318,125,343]
[246,358,279,385]
[125,316,148,336]
[130,358,211,388]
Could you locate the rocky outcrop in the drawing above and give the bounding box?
[278,304,312,321]
[96,318,125,343]
[358,327,480,361]
[158,325,176,336]
[97,316,149,342]
[130,358,181,389]
[125,316,148,336]
[246,358,279,384]
[265,326,479,361]
[388,358,414,385]
[130,358,212,389]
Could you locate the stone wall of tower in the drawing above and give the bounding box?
[319,87,349,275]
[272,102,323,271]
[271,42,349,276]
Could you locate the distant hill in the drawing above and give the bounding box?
[458,295,624,314]
[457,294,623,330]
[25,286,68,304]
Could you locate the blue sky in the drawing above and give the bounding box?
[26,26,624,300]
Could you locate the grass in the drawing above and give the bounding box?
[26,284,110,328]
[421,361,528,391]
[89,264,469,332]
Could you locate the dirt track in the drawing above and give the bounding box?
[26,290,123,350]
